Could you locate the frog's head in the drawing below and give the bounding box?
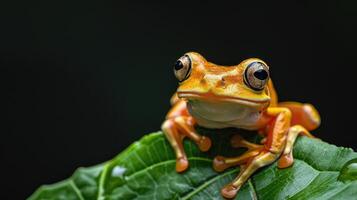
[174,52,271,110]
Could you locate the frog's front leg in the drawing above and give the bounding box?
[161,100,212,172]
[218,107,292,199]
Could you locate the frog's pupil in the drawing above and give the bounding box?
[254,69,268,80]
[174,60,184,70]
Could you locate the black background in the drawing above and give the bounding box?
[2,0,357,199]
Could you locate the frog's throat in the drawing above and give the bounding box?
[186,100,266,130]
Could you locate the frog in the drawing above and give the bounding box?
[161,52,321,199]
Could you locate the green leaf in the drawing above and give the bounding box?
[28,128,357,200]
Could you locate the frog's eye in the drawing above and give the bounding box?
[244,62,270,91]
[174,55,192,82]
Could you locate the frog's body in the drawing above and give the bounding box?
[162,52,320,199]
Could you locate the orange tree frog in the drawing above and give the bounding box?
[161,52,321,199]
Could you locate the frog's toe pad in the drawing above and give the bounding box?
[198,136,212,152]
[176,157,189,172]
[278,152,294,168]
[213,156,229,172]
[221,184,239,199]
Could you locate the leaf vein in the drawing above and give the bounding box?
[69,180,85,200]
[181,169,238,200]
[248,179,258,200]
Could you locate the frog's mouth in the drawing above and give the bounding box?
[177,91,270,108]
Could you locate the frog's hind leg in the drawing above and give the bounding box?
[278,125,310,168]
[278,102,321,132]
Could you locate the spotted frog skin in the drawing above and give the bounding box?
[161,52,320,199]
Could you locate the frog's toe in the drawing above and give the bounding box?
[197,136,212,152]
[176,157,189,172]
[213,149,261,172]
[231,134,263,150]
[221,183,239,199]
[213,156,230,172]
[278,151,294,168]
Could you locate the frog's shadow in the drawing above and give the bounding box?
[183,126,263,159]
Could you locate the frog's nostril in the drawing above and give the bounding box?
[253,69,268,80]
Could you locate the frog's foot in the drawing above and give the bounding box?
[278,125,310,168]
[220,150,279,199]
[213,148,262,172]
[213,135,264,172]
[231,134,263,150]
[162,116,212,172]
